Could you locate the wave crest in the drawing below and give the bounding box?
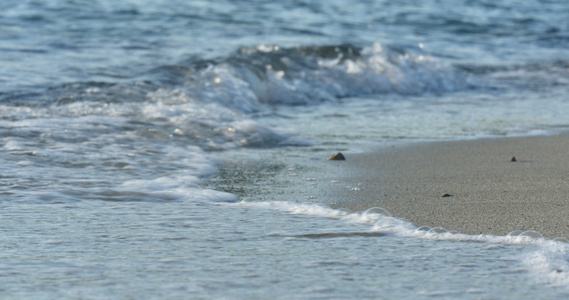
[184,43,474,112]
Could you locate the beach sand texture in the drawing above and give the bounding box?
[327,135,569,239]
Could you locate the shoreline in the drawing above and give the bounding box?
[320,135,569,239]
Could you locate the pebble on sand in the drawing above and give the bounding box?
[511,156,517,162]
[329,152,346,161]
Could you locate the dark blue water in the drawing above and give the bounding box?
[2,0,569,298]
[4,0,569,92]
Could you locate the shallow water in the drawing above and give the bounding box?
[3,0,569,298]
[3,200,569,299]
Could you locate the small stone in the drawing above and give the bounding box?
[511,156,517,162]
[329,152,346,161]
[441,193,452,197]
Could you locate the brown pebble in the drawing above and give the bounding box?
[441,193,452,197]
[511,156,517,162]
[329,152,346,161]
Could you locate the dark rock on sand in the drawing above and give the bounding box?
[329,152,346,161]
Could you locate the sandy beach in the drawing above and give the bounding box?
[323,135,569,239]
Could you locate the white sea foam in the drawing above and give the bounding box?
[185,44,471,111]
[0,96,247,204]
[232,201,557,245]
[522,242,569,287]
[233,200,569,287]
[118,172,237,203]
[3,139,24,151]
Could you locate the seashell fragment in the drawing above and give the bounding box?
[329,152,346,161]
[441,193,453,197]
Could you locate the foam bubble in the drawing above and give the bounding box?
[508,230,525,237]
[520,231,545,239]
[428,227,450,234]
[363,207,392,217]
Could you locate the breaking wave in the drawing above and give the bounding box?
[180,43,475,112]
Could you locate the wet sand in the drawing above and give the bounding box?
[323,135,569,239]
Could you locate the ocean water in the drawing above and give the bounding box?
[2,0,569,298]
